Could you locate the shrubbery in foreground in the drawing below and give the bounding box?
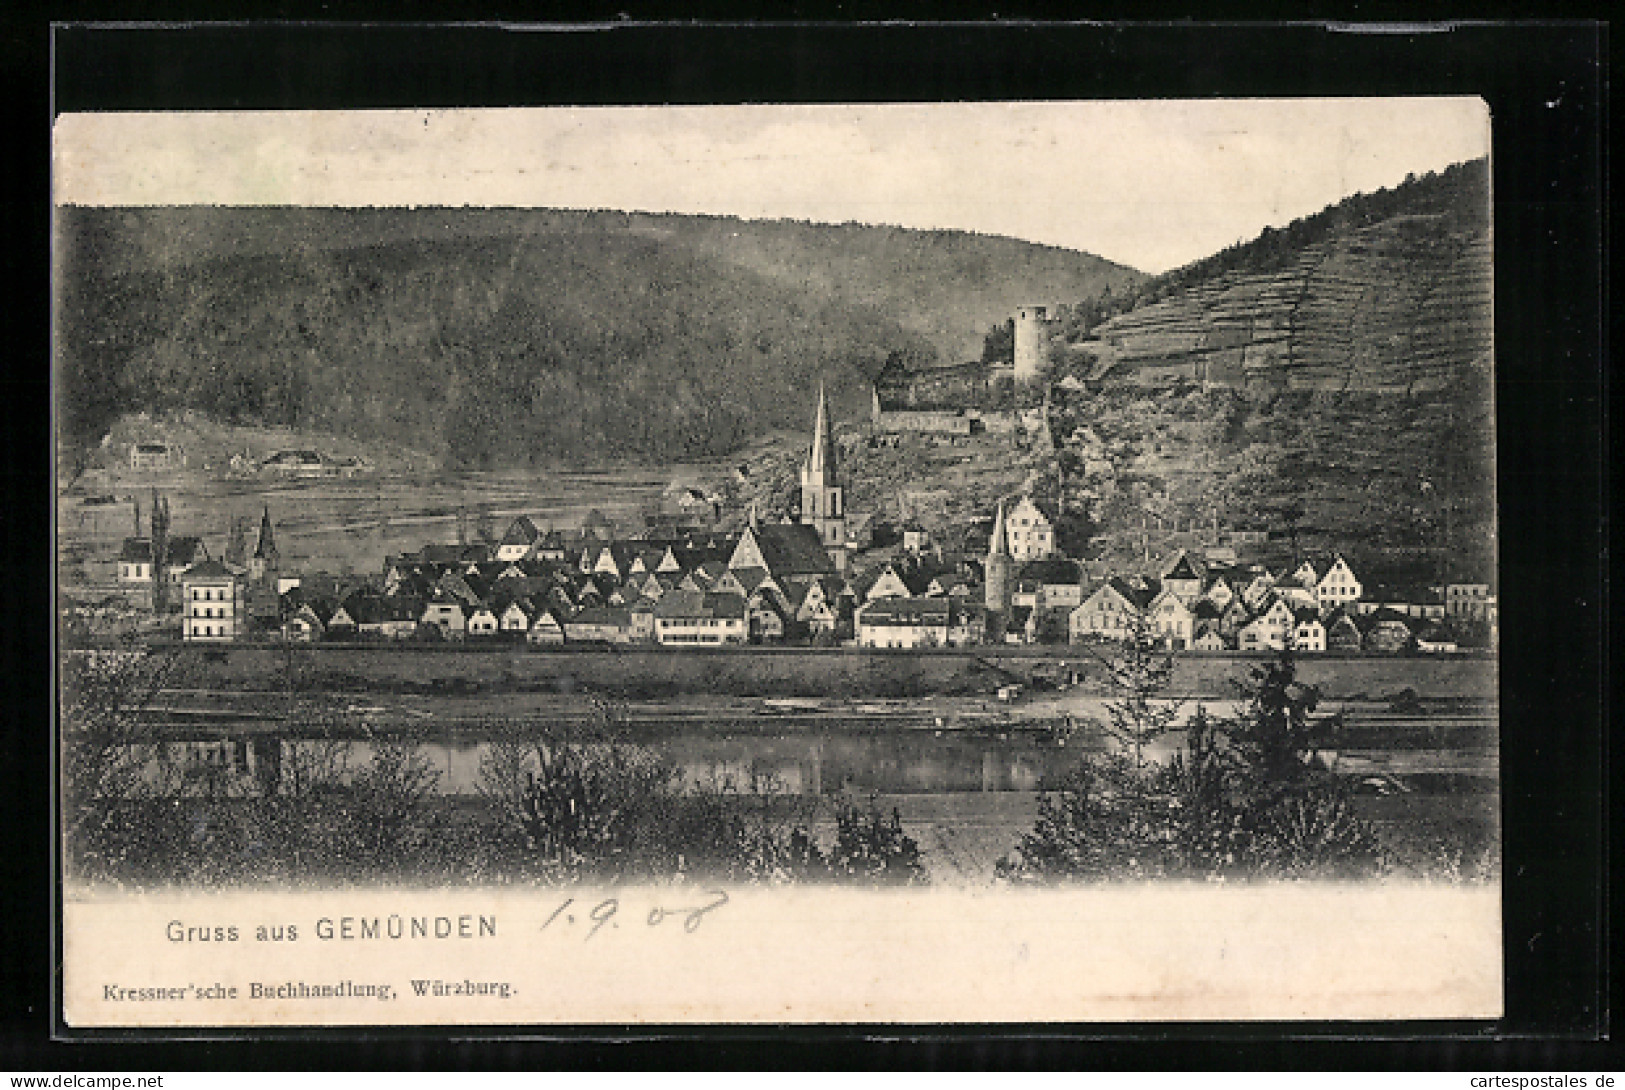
[998,651,1387,883]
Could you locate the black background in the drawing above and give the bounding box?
[5,16,1610,1071]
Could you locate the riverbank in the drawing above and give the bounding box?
[128,643,1499,702]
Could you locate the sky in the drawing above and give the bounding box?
[54,99,1489,274]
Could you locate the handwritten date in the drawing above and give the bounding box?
[539,891,728,940]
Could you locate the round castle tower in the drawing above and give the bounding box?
[1013,304,1052,384]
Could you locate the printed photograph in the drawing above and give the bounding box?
[53,99,1500,1022]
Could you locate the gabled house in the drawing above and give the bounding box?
[1292,609,1327,653]
[1239,571,1277,611]
[1218,596,1253,638]
[711,568,751,598]
[631,571,667,601]
[282,600,329,642]
[1325,610,1364,652]
[1363,609,1415,654]
[627,597,657,642]
[627,547,667,578]
[325,602,359,639]
[864,564,915,602]
[496,516,543,562]
[1160,550,1206,600]
[434,571,485,612]
[746,595,786,643]
[1315,555,1363,610]
[161,536,212,593]
[1018,558,1085,610]
[498,598,536,637]
[1069,579,1150,643]
[1238,597,1296,652]
[117,538,153,586]
[1202,576,1235,611]
[526,609,567,645]
[1146,587,1195,650]
[419,593,468,639]
[1289,559,1322,590]
[927,573,975,599]
[728,520,837,582]
[1001,496,1056,561]
[1192,625,1229,652]
[534,530,569,562]
[788,580,840,636]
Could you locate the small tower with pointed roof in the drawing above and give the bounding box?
[984,499,1013,640]
[248,505,278,583]
[799,384,848,572]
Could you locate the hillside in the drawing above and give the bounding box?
[1062,158,1491,391]
[55,207,1140,466]
[1040,159,1496,581]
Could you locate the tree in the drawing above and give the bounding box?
[980,320,1014,365]
[1097,612,1183,767]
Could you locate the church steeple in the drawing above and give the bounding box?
[799,383,847,573]
[806,382,838,481]
[249,505,278,583]
[987,498,1010,560]
[253,505,278,562]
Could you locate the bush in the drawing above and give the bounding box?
[1000,648,1387,884]
[829,795,926,886]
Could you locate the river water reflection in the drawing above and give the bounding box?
[174,726,1156,796]
[423,728,1119,795]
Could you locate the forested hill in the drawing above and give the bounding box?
[56,207,1140,465]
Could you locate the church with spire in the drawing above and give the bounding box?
[727,383,851,581]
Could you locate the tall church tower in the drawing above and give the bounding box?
[984,498,1012,641]
[249,505,278,583]
[800,384,848,573]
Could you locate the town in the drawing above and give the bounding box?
[89,375,1498,659]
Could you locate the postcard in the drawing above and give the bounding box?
[55,97,1500,1027]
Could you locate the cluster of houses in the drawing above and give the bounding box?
[273,513,853,647]
[105,386,1494,656]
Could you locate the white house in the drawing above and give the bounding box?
[1146,587,1195,650]
[1002,496,1056,562]
[653,591,747,645]
[1068,581,1146,643]
[1238,598,1296,652]
[1315,555,1364,610]
[181,560,240,642]
[496,516,543,562]
[1293,610,1327,653]
[857,597,952,649]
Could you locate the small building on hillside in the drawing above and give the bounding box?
[117,538,153,587]
[129,441,182,471]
